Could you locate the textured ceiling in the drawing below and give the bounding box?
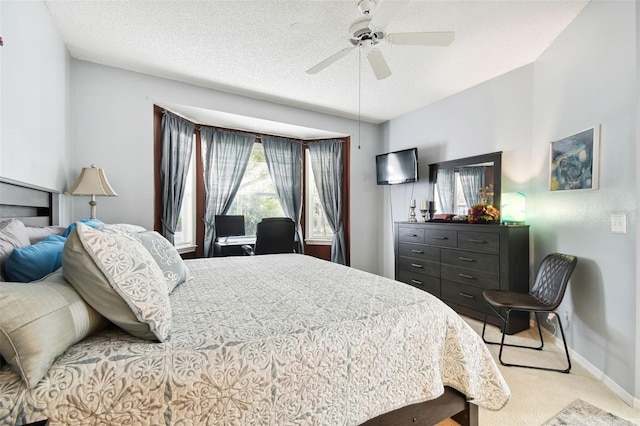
[45,0,588,128]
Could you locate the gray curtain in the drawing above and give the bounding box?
[201,128,255,257]
[308,139,346,264]
[436,167,455,214]
[459,166,485,209]
[160,111,195,244]
[262,136,304,254]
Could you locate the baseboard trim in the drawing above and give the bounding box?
[541,324,638,408]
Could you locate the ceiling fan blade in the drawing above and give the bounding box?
[370,0,410,30]
[306,47,354,75]
[367,48,392,80]
[386,31,455,46]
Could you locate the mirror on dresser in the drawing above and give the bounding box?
[428,151,502,217]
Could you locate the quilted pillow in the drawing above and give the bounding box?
[136,231,190,293]
[4,235,66,283]
[0,219,31,281]
[62,223,171,341]
[0,270,108,388]
[97,223,146,236]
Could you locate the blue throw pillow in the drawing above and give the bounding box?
[4,235,67,282]
[62,219,105,237]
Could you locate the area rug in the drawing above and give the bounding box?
[543,399,636,426]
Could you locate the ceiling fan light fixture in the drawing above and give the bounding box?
[358,0,376,15]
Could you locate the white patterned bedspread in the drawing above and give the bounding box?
[1,254,509,425]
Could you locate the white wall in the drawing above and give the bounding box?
[532,0,637,400]
[0,0,72,222]
[636,0,640,407]
[70,61,383,273]
[379,65,534,277]
[382,0,638,401]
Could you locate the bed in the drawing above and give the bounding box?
[0,178,510,425]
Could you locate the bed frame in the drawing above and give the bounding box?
[0,177,60,226]
[0,177,479,426]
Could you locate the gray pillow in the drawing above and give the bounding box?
[0,219,31,281]
[62,223,171,342]
[25,225,66,244]
[0,270,108,388]
[136,231,190,293]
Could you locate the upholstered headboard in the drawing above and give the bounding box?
[0,177,60,226]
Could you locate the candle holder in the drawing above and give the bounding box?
[409,206,417,222]
[420,209,428,222]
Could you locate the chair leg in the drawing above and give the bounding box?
[483,305,543,350]
[555,314,572,373]
[483,307,571,373]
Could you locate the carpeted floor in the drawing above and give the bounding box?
[543,399,637,425]
[450,316,640,425]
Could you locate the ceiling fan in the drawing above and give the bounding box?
[303,0,455,80]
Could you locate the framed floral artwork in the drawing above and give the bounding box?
[549,126,600,191]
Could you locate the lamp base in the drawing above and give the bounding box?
[89,196,97,219]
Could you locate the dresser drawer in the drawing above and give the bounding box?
[441,280,487,312]
[398,227,424,244]
[424,229,457,248]
[458,231,500,253]
[398,243,439,262]
[441,264,499,289]
[398,271,440,297]
[440,249,499,274]
[398,257,440,277]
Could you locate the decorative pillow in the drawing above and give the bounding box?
[62,218,104,237]
[0,270,108,388]
[0,219,31,281]
[4,235,66,283]
[97,223,146,236]
[136,231,190,293]
[26,225,66,244]
[62,223,171,341]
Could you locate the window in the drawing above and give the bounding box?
[154,106,349,262]
[173,135,197,251]
[227,143,284,235]
[305,149,332,243]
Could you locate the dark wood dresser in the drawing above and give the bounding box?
[394,221,530,334]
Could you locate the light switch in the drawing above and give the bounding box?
[611,213,627,234]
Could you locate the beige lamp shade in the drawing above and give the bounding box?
[68,165,117,218]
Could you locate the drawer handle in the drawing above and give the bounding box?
[458,256,475,262]
[411,263,424,269]
[433,236,448,240]
[411,279,423,285]
[411,249,424,254]
[458,273,475,279]
[459,292,475,299]
[467,239,486,243]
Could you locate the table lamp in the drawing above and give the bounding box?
[67,165,118,219]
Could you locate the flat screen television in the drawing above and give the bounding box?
[376,148,418,185]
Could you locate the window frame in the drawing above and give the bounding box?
[303,148,332,245]
[173,137,197,253]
